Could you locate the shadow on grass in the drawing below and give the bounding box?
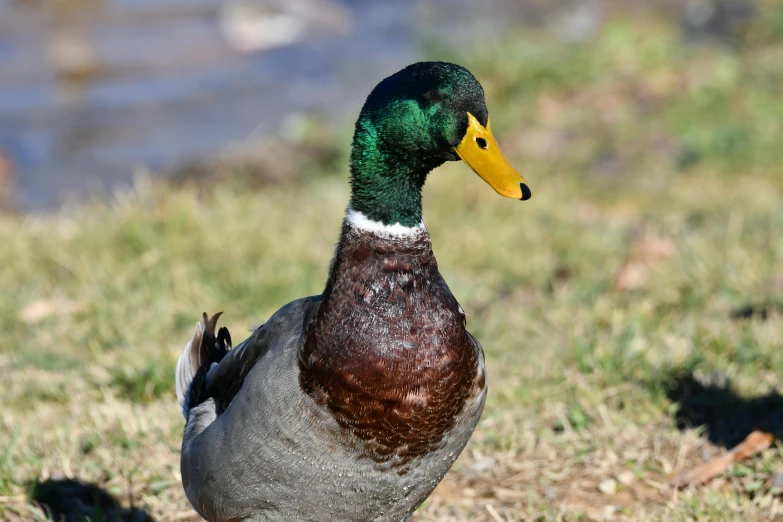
[666,372,783,448]
[30,478,154,522]
[729,302,783,321]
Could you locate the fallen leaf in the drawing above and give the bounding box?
[19,297,86,324]
[733,431,774,460]
[631,235,676,262]
[615,231,676,291]
[615,260,650,291]
[669,452,734,488]
[669,431,773,488]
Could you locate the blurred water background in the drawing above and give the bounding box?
[0,0,760,209]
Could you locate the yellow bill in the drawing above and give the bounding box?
[454,112,531,200]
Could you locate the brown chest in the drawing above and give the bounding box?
[298,225,483,469]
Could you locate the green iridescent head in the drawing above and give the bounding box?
[348,61,530,227]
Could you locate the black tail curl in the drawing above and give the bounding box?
[189,312,232,411]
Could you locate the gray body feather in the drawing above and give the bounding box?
[179,297,487,522]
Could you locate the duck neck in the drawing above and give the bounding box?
[319,217,438,325]
[348,119,444,228]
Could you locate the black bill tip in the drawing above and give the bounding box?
[520,183,532,201]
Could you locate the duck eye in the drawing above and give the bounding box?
[427,90,442,102]
[475,137,488,149]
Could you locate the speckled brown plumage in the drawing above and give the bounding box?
[299,223,485,470]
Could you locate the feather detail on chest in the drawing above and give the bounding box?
[299,216,483,470]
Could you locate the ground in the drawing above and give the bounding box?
[2,9,783,522]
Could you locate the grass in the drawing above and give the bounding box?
[2,9,783,522]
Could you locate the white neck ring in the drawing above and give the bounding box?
[345,208,426,238]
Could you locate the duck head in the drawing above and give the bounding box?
[349,61,531,228]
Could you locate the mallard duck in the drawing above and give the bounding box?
[176,61,531,522]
